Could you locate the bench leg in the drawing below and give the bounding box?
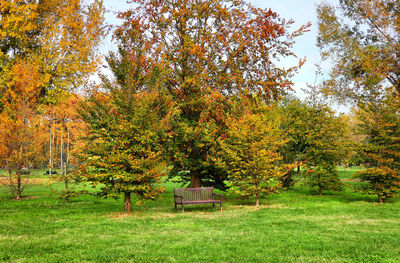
[182,204,184,213]
[213,203,215,208]
[220,202,222,212]
[175,203,177,211]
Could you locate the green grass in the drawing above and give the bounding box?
[337,166,364,179]
[1,169,400,262]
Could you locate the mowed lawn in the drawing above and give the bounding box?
[1,168,400,262]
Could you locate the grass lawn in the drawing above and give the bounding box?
[1,168,400,262]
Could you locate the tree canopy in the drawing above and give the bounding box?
[317,0,400,103]
[0,0,105,103]
[219,97,289,206]
[115,0,310,188]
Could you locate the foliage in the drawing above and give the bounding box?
[38,0,106,94]
[116,0,310,188]
[0,59,46,199]
[0,0,105,199]
[279,97,311,188]
[280,97,310,165]
[280,96,347,193]
[303,165,343,195]
[336,112,363,167]
[219,97,290,206]
[317,0,400,201]
[317,0,400,103]
[300,100,345,195]
[352,96,400,202]
[44,92,88,203]
[79,90,169,212]
[0,0,106,102]
[355,167,400,203]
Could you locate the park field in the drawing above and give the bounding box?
[1,168,400,262]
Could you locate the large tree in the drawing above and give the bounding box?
[116,0,310,188]
[317,0,400,102]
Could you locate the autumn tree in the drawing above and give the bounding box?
[317,0,400,102]
[79,88,171,212]
[116,0,310,188]
[219,96,289,207]
[352,97,400,203]
[78,26,177,212]
[338,111,364,168]
[0,59,46,199]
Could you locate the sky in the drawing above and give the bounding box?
[101,0,341,108]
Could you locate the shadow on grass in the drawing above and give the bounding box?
[291,187,382,204]
[222,186,382,207]
[171,205,222,213]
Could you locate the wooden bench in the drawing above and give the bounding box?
[174,187,222,213]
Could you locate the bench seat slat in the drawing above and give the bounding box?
[180,200,221,204]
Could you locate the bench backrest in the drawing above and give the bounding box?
[174,187,214,201]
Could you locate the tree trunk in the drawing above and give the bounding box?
[189,170,201,188]
[378,193,383,204]
[64,162,69,204]
[256,192,260,207]
[16,172,22,200]
[318,184,322,196]
[297,165,301,174]
[124,192,132,213]
[65,179,69,204]
[8,168,15,199]
[60,128,63,177]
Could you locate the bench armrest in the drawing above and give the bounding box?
[174,195,184,202]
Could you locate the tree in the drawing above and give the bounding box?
[317,0,400,103]
[218,97,289,207]
[77,4,180,211]
[352,97,400,203]
[116,0,310,188]
[299,98,345,195]
[279,97,311,188]
[79,89,170,212]
[0,59,46,199]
